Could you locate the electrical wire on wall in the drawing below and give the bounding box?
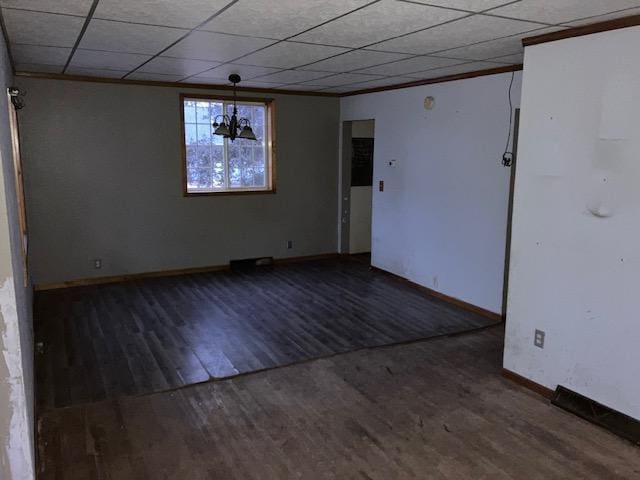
[501,72,515,167]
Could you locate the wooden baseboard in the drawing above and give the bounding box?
[274,253,340,265]
[370,266,503,322]
[502,368,554,399]
[34,253,341,291]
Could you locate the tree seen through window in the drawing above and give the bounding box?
[182,97,272,193]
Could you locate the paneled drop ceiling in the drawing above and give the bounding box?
[2,0,639,94]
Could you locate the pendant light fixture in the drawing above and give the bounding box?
[212,74,257,142]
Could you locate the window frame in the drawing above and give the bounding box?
[180,93,276,196]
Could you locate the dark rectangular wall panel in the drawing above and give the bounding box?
[552,386,640,445]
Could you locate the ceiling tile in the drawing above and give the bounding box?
[0,0,93,16]
[198,63,281,81]
[162,31,275,62]
[235,81,287,88]
[318,85,357,93]
[65,67,129,78]
[299,50,412,73]
[370,14,542,54]
[332,75,418,92]
[489,0,640,25]
[180,78,288,90]
[126,72,186,82]
[138,56,220,76]
[14,63,64,73]
[180,75,282,88]
[409,60,503,79]
[430,33,521,60]
[431,27,564,60]
[69,49,152,70]
[93,0,232,29]
[181,79,288,89]
[293,0,467,48]
[303,72,385,87]
[199,0,371,40]
[355,55,464,75]
[485,53,524,64]
[79,19,187,54]
[3,9,84,47]
[238,42,349,69]
[561,6,640,26]
[398,0,516,12]
[12,44,71,65]
[254,69,333,84]
[179,76,227,85]
[281,84,327,91]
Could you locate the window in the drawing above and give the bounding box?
[181,94,275,195]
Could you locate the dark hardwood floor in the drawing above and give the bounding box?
[37,325,640,479]
[35,257,497,411]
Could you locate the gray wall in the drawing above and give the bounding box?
[18,78,340,285]
[0,33,35,479]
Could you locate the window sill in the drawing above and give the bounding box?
[184,188,276,197]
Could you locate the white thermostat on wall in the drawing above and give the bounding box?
[424,96,435,110]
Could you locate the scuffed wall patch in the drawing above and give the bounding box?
[0,276,34,479]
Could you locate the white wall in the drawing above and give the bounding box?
[349,186,372,254]
[505,27,640,420]
[349,119,373,254]
[0,35,35,480]
[341,72,521,313]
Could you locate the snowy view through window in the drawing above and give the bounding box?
[183,98,269,193]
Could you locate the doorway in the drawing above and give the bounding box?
[340,119,374,256]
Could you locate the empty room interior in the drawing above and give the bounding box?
[1,0,640,478]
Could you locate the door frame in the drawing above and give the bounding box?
[339,119,375,255]
[339,121,353,254]
[501,108,521,318]
[7,89,29,285]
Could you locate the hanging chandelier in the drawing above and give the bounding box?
[212,74,257,142]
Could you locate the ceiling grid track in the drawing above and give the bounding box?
[2,0,639,94]
[62,0,101,74]
[121,0,241,79]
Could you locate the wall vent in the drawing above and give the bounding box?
[552,386,640,445]
[230,257,274,271]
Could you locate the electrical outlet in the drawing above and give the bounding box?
[286,240,293,250]
[379,180,384,192]
[94,259,102,269]
[534,329,545,349]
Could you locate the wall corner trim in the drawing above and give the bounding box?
[522,14,640,47]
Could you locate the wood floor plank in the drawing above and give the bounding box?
[35,257,498,410]
[37,326,640,479]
